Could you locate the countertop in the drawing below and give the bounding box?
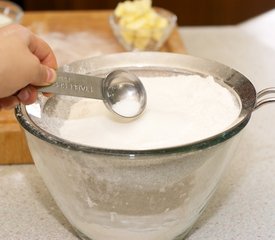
[1,9,275,240]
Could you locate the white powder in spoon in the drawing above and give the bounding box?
[112,98,143,118]
[59,74,240,150]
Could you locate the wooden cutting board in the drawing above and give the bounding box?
[0,10,186,164]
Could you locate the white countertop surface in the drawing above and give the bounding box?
[1,10,275,240]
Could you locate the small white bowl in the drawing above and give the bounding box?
[109,7,177,51]
[0,0,23,27]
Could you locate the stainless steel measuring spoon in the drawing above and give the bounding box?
[38,69,147,118]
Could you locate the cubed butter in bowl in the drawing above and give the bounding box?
[109,0,177,51]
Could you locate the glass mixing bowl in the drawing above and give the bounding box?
[0,0,23,27]
[16,53,270,240]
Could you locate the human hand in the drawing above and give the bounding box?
[0,24,57,110]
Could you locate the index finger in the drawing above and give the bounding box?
[28,33,58,69]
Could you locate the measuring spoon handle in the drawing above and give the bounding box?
[38,71,104,100]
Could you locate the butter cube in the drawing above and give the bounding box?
[114,0,169,50]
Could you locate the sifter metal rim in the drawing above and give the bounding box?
[15,52,256,156]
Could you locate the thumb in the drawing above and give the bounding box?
[31,65,56,87]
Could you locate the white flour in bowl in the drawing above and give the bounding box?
[0,14,12,27]
[59,74,240,150]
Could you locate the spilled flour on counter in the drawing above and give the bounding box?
[39,32,122,65]
[58,74,240,150]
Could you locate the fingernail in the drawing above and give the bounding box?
[17,89,30,102]
[46,68,56,83]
